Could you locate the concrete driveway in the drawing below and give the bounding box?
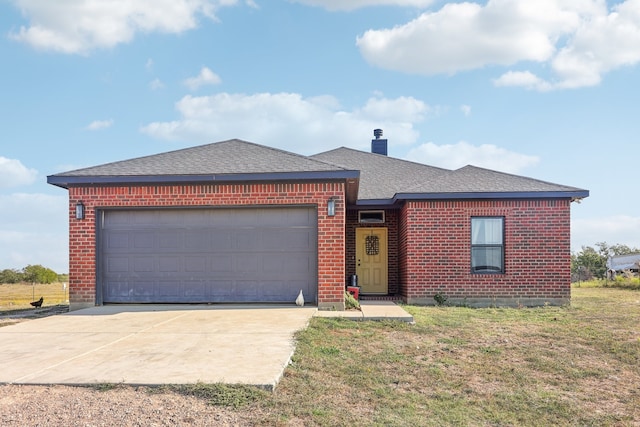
[0,305,316,390]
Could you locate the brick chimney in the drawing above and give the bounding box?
[371,129,387,155]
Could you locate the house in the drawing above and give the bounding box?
[607,253,640,277]
[47,132,589,311]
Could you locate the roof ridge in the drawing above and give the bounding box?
[313,146,452,172]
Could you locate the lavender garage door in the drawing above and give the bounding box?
[99,207,317,304]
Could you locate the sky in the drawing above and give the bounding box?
[1,0,639,273]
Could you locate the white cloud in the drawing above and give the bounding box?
[405,141,540,173]
[493,70,553,91]
[183,67,222,90]
[572,214,640,252]
[145,58,154,70]
[8,0,238,54]
[141,92,429,153]
[0,157,38,187]
[460,104,471,116]
[291,0,434,11]
[85,119,114,130]
[0,193,68,272]
[149,78,165,90]
[357,0,640,90]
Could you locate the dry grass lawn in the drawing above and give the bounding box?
[0,282,68,309]
[0,285,638,426]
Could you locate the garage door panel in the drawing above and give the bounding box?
[133,232,154,249]
[233,210,259,226]
[158,231,180,249]
[262,254,285,273]
[285,254,313,274]
[159,256,180,272]
[285,230,314,249]
[211,255,233,272]
[107,257,129,273]
[185,231,209,250]
[235,281,260,298]
[185,256,207,273]
[133,257,155,273]
[158,281,180,297]
[133,281,154,297]
[106,280,130,298]
[235,254,258,273]
[101,207,318,303]
[211,230,233,250]
[184,281,206,297]
[208,280,233,297]
[107,232,129,249]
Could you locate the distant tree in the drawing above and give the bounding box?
[572,246,607,280]
[22,264,58,284]
[571,242,640,281]
[608,243,639,256]
[0,268,23,284]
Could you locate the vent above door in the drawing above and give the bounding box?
[358,210,385,224]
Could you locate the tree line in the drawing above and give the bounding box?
[0,265,68,284]
[571,242,639,281]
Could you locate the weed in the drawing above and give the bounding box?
[344,290,360,310]
[433,292,448,306]
[172,383,268,409]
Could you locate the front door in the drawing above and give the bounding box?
[356,227,388,294]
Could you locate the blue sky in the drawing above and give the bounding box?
[1,0,639,273]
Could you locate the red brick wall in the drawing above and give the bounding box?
[399,199,572,306]
[345,209,399,294]
[67,182,346,310]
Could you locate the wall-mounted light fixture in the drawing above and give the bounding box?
[327,197,336,217]
[75,201,85,220]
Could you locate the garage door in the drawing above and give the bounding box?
[99,207,317,304]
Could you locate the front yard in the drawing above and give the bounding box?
[1,285,638,426]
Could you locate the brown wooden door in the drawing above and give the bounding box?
[355,227,388,294]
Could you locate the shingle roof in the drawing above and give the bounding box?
[56,139,346,176]
[310,147,449,200]
[312,147,588,202]
[404,165,586,194]
[48,139,589,202]
[47,139,359,189]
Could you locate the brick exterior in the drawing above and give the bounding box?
[399,199,572,307]
[67,182,346,311]
[345,209,399,294]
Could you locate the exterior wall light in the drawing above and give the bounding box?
[75,201,85,220]
[327,198,336,217]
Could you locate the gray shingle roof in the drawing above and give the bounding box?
[312,147,588,201]
[404,165,586,194]
[48,139,589,202]
[310,147,449,200]
[55,139,347,176]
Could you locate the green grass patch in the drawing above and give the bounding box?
[171,383,268,409]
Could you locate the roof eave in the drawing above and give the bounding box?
[47,170,360,189]
[394,190,590,201]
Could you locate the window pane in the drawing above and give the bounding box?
[472,218,503,244]
[471,247,503,272]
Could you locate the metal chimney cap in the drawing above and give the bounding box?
[373,129,383,139]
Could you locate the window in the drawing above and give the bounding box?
[471,217,504,273]
[358,210,385,223]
